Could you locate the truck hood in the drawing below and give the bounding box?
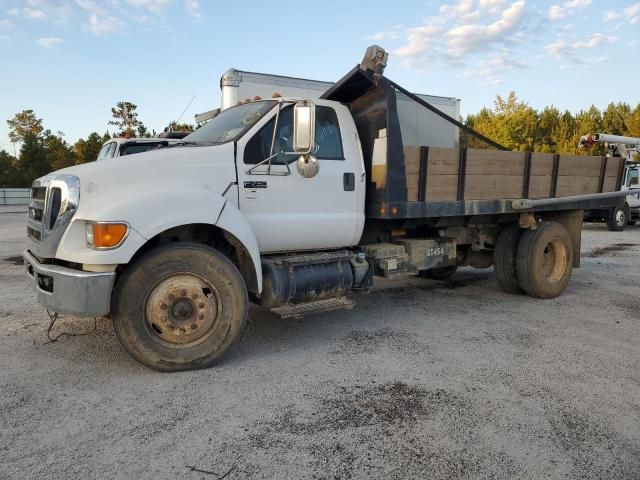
[50,142,237,226]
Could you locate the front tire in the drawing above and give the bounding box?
[112,243,248,372]
[607,206,626,231]
[516,222,573,299]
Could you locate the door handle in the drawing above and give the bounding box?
[343,172,355,191]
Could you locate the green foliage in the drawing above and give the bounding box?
[15,135,51,185]
[166,121,194,132]
[109,101,144,138]
[74,132,104,164]
[7,110,44,143]
[44,132,76,171]
[464,93,638,155]
[0,150,21,187]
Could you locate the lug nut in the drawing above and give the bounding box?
[198,302,205,309]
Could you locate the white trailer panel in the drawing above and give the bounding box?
[219,69,461,148]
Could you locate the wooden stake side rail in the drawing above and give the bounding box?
[403,146,622,203]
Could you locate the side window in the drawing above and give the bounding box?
[106,142,117,158]
[96,142,116,161]
[244,107,294,165]
[244,105,344,165]
[627,169,639,188]
[314,106,343,160]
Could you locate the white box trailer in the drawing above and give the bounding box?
[204,68,461,148]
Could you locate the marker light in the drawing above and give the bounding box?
[86,222,128,249]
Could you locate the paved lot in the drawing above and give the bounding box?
[1,209,639,479]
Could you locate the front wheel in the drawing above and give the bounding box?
[112,243,248,372]
[607,206,626,231]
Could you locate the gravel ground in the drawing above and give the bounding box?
[1,209,639,479]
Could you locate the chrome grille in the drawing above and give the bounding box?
[26,174,80,258]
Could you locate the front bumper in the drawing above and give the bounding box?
[23,249,115,317]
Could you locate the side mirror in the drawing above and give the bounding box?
[293,101,315,154]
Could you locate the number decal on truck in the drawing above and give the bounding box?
[244,181,267,189]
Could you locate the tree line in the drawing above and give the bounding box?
[0,102,193,187]
[1,94,639,187]
[462,92,640,154]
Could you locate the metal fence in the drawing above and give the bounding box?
[0,188,30,206]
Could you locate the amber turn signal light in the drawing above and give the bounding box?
[86,222,128,249]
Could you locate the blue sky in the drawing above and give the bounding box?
[0,0,638,152]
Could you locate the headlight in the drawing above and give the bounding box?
[85,221,129,249]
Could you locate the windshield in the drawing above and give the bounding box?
[183,101,277,144]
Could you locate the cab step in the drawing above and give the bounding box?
[271,297,355,319]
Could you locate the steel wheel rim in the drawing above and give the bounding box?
[541,239,567,283]
[144,274,222,348]
[616,210,625,227]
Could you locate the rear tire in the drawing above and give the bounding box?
[112,242,248,372]
[494,224,524,294]
[419,265,457,280]
[516,221,573,299]
[607,206,626,231]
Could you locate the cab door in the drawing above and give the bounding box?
[236,101,365,253]
[624,166,640,209]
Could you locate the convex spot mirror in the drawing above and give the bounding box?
[297,155,319,178]
[293,101,315,154]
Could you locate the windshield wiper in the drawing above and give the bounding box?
[168,140,222,147]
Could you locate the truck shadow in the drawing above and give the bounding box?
[37,268,494,371]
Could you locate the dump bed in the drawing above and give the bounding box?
[322,66,625,220]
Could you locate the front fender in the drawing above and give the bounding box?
[56,188,263,292]
[216,202,263,293]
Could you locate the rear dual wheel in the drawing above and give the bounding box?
[494,221,573,299]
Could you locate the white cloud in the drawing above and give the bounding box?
[624,3,640,23]
[547,0,591,21]
[545,32,617,66]
[125,0,170,13]
[574,32,616,48]
[445,1,526,58]
[463,49,528,84]
[37,36,63,48]
[395,0,526,62]
[547,5,567,20]
[86,12,121,34]
[603,10,621,21]
[75,0,122,35]
[184,0,200,18]
[7,8,20,16]
[564,0,591,7]
[0,19,14,30]
[25,7,46,19]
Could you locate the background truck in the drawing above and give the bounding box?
[24,46,627,372]
[578,133,640,230]
[196,67,461,148]
[96,136,186,161]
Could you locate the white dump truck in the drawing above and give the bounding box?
[24,47,628,371]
